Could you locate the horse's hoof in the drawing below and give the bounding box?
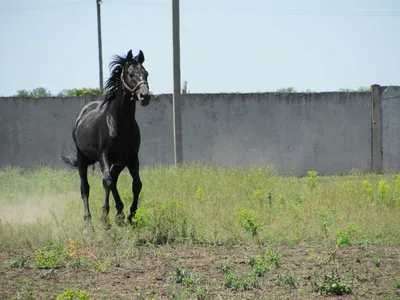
[101,214,110,223]
[116,220,127,227]
[83,223,94,234]
[126,214,132,224]
[115,212,126,227]
[101,217,111,230]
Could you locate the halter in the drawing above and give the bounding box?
[120,68,148,101]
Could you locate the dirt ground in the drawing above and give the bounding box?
[1,244,399,300]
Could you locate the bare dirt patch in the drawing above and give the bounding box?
[1,244,399,299]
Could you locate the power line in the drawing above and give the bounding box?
[109,3,400,17]
[1,2,400,17]
[181,7,400,17]
[111,2,167,7]
[0,1,89,14]
[207,8,400,16]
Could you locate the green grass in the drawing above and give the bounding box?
[0,163,400,257]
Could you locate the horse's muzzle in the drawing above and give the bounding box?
[140,93,151,106]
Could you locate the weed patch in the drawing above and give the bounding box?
[306,170,318,189]
[172,266,205,287]
[56,289,92,300]
[312,267,354,296]
[248,248,281,277]
[236,207,263,240]
[277,272,296,287]
[34,241,68,269]
[223,272,260,291]
[336,223,359,246]
[393,279,400,289]
[151,200,189,244]
[6,257,31,269]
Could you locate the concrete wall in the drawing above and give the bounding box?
[0,87,399,175]
[0,95,175,168]
[0,96,84,168]
[180,92,371,175]
[382,86,400,172]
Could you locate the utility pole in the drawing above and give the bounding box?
[172,0,183,166]
[96,0,104,91]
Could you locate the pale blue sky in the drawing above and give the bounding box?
[0,0,399,96]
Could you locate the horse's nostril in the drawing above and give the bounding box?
[141,93,150,100]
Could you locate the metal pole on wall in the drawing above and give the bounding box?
[172,0,183,165]
[96,0,104,91]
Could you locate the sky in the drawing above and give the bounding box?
[0,0,399,96]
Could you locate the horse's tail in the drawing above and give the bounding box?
[60,150,79,169]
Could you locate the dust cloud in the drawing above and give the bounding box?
[0,195,69,224]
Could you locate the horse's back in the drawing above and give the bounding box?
[72,101,105,157]
[72,99,141,164]
[74,101,104,130]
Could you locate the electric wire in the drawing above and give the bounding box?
[1,1,399,17]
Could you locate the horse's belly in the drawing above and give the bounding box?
[74,123,103,160]
[108,143,139,165]
[75,138,100,160]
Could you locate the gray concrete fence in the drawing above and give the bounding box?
[1,84,399,175]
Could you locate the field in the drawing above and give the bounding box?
[0,164,399,300]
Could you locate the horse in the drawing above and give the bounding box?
[60,49,151,230]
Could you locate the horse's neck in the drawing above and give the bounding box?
[108,92,136,123]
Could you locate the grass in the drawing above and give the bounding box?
[1,163,400,299]
[0,164,399,252]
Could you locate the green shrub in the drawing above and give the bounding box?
[130,208,151,229]
[151,200,189,244]
[236,208,262,238]
[56,289,91,300]
[378,180,393,205]
[224,272,259,291]
[34,241,68,269]
[306,170,318,189]
[312,268,353,296]
[336,223,359,246]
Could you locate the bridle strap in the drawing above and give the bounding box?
[120,69,148,100]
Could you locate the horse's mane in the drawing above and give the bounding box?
[101,51,132,107]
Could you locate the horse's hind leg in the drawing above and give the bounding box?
[77,149,93,232]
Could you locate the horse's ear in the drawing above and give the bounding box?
[126,50,133,61]
[135,50,145,64]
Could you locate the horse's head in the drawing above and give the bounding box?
[120,49,151,107]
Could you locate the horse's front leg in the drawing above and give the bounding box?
[99,153,113,187]
[98,153,125,226]
[98,162,111,229]
[127,159,142,224]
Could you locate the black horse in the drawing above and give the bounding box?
[61,49,151,230]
